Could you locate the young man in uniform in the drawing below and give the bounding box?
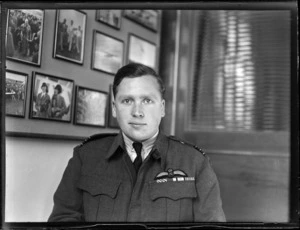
[48,63,226,222]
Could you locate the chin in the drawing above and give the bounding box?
[128,132,150,142]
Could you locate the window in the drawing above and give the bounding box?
[188,11,290,132]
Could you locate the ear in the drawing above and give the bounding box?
[112,94,117,118]
[161,99,165,117]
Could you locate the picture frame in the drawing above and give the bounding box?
[29,72,74,122]
[91,30,124,75]
[5,70,28,118]
[127,33,157,69]
[6,9,44,66]
[96,10,122,29]
[124,9,159,32]
[74,86,108,127]
[53,9,86,65]
[107,85,119,129]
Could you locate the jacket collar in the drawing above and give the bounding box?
[105,130,169,169]
[151,131,169,169]
[105,131,125,160]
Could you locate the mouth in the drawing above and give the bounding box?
[129,122,146,128]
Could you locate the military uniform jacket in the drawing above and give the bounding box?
[48,131,226,222]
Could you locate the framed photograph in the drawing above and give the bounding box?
[53,10,86,64]
[107,85,119,129]
[92,30,124,75]
[30,72,74,122]
[127,33,157,69]
[124,9,159,32]
[74,86,108,127]
[6,9,44,66]
[96,10,122,29]
[5,70,28,117]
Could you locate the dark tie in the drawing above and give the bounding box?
[133,142,143,172]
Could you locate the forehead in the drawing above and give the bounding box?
[117,75,160,93]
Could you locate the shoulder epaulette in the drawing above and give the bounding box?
[168,135,206,156]
[77,133,118,148]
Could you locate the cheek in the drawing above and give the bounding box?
[148,107,164,121]
[114,106,128,119]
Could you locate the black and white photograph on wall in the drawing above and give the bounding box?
[124,9,159,32]
[74,86,108,127]
[96,10,122,29]
[6,9,44,66]
[5,70,28,117]
[107,84,119,129]
[53,10,86,64]
[92,30,124,74]
[29,72,74,122]
[127,33,156,69]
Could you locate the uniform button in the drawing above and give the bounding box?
[167,168,174,178]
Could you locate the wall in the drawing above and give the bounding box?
[5,8,161,222]
[5,137,77,222]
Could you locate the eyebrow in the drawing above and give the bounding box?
[118,93,160,100]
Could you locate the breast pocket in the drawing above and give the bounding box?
[77,175,121,221]
[149,180,197,222]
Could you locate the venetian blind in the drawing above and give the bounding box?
[188,10,290,132]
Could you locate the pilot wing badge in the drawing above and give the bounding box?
[154,168,195,183]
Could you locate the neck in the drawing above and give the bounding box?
[122,131,159,144]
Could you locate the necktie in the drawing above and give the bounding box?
[133,142,143,172]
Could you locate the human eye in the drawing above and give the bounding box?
[143,98,153,104]
[122,98,132,104]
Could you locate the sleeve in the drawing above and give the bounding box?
[48,147,84,222]
[193,156,226,222]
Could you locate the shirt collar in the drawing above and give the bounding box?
[105,130,169,169]
[122,131,158,151]
[122,131,159,161]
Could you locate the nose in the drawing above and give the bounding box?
[132,103,144,118]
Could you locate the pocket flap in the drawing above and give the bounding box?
[77,175,121,198]
[149,180,197,201]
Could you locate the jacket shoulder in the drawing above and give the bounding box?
[168,135,206,156]
[76,133,118,149]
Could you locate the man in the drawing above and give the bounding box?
[20,18,31,56]
[67,20,75,52]
[35,82,50,118]
[48,63,226,222]
[58,18,67,51]
[74,25,82,54]
[50,84,67,119]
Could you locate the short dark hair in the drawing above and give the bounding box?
[41,82,48,93]
[54,84,62,94]
[113,63,165,98]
